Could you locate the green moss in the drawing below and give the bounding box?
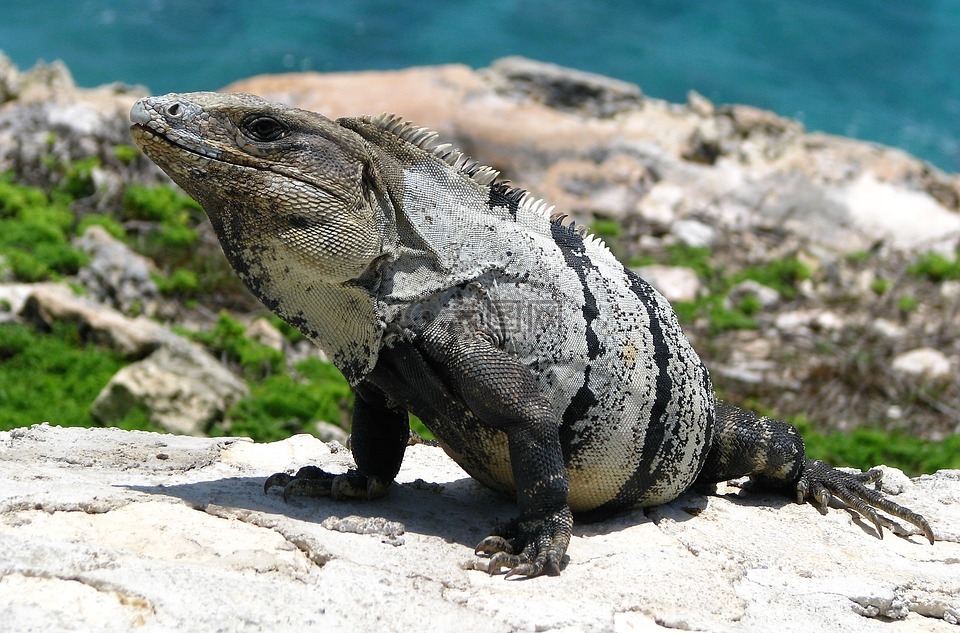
[76,213,126,240]
[897,294,919,313]
[124,184,202,221]
[0,173,92,281]
[123,184,201,249]
[153,268,199,298]
[0,322,147,431]
[732,257,810,299]
[789,414,960,476]
[60,156,99,199]
[908,250,960,282]
[845,250,871,264]
[870,277,891,295]
[707,300,758,333]
[0,207,86,281]
[590,218,622,239]
[665,245,715,280]
[113,144,141,165]
[182,312,283,380]
[0,174,49,217]
[213,357,354,443]
[736,294,762,316]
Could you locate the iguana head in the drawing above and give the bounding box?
[131,92,405,382]
[130,92,388,285]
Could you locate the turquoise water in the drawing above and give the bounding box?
[2,0,958,172]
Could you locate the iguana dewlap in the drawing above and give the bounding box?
[131,92,933,577]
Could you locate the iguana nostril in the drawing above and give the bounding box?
[166,102,182,117]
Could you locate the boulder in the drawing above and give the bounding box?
[227,57,960,256]
[73,225,162,316]
[91,338,248,436]
[19,283,170,358]
[0,424,958,632]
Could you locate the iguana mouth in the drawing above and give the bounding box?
[130,122,224,162]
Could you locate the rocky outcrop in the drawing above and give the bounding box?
[90,337,248,436]
[0,53,163,208]
[1,424,958,632]
[73,225,163,317]
[227,56,960,255]
[226,57,960,439]
[0,53,957,436]
[15,283,247,435]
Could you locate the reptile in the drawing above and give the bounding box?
[130,92,934,578]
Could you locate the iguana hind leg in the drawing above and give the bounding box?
[697,401,934,543]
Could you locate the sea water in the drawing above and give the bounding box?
[1,0,957,172]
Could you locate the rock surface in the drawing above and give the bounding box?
[73,225,163,317]
[90,338,249,436]
[227,57,960,256]
[0,53,957,437]
[1,424,958,633]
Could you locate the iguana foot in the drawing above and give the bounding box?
[794,459,934,544]
[474,507,573,578]
[263,466,389,501]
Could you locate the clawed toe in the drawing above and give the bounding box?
[263,472,294,494]
[471,508,572,578]
[797,459,934,544]
[263,467,389,502]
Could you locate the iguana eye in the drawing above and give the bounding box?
[243,115,288,142]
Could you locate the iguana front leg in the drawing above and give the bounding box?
[387,315,573,578]
[264,383,409,501]
[696,401,934,543]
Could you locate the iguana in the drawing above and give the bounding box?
[130,92,934,578]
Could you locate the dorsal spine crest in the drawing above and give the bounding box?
[365,112,611,253]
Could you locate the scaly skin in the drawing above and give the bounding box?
[131,92,934,577]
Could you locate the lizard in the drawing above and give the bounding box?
[129,91,934,578]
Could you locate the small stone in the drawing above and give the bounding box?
[91,338,249,435]
[775,309,845,333]
[633,265,703,303]
[871,318,906,339]
[671,219,716,249]
[244,317,286,352]
[940,281,960,301]
[686,90,714,117]
[636,183,685,225]
[728,280,781,309]
[891,347,952,380]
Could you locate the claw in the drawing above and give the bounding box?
[797,459,935,544]
[487,551,524,575]
[814,486,832,508]
[504,562,538,579]
[263,472,294,495]
[472,507,572,578]
[795,477,808,504]
[475,535,512,556]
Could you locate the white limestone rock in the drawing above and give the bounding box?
[91,338,248,436]
[892,347,953,380]
[1,424,958,633]
[633,264,704,304]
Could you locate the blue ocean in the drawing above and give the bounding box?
[1,1,958,172]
